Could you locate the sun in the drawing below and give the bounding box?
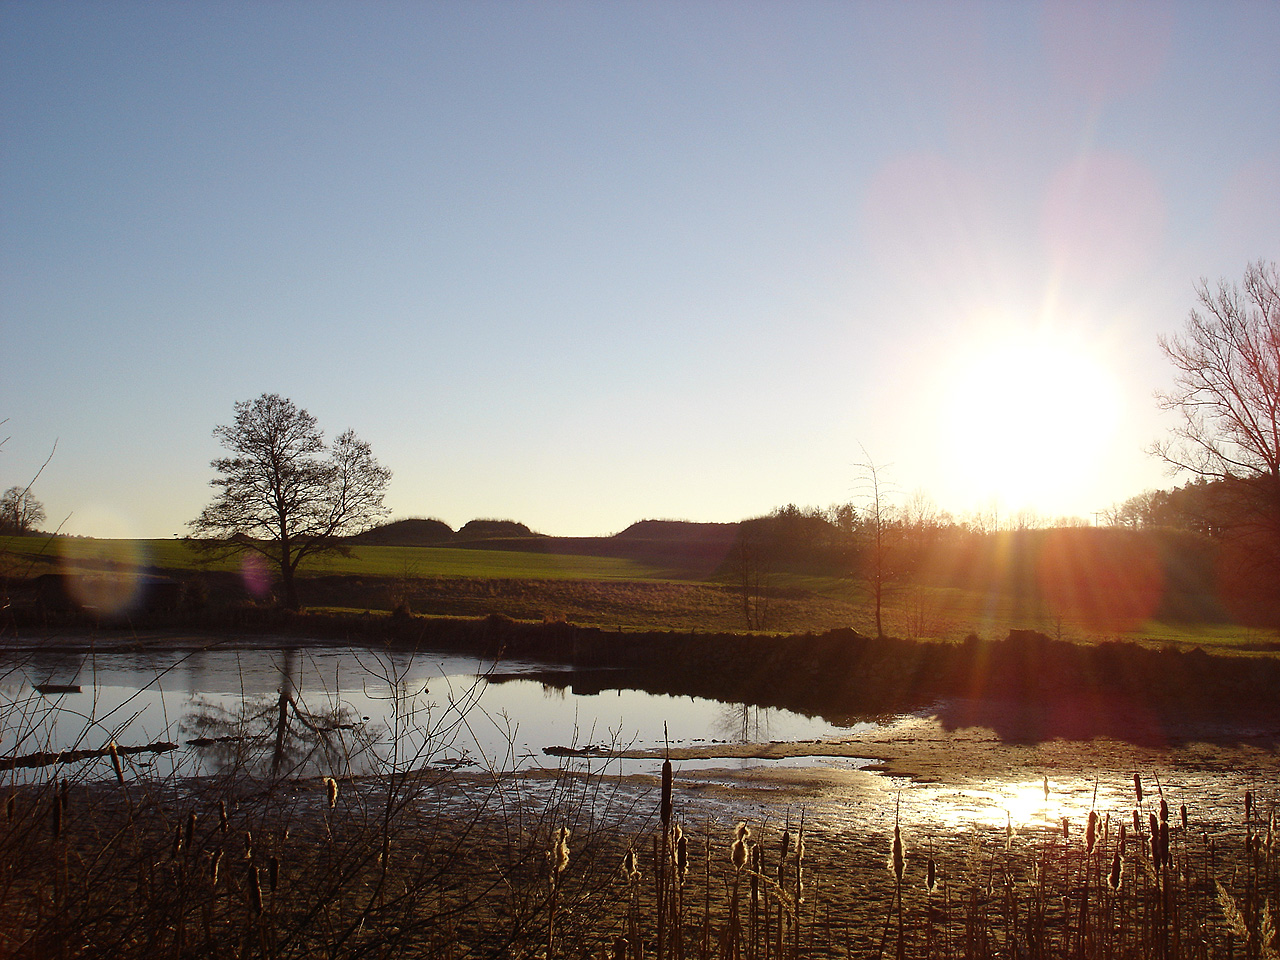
[936,326,1121,517]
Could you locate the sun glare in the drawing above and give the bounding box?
[938,327,1121,517]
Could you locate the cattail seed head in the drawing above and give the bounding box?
[890,824,905,884]
[731,823,749,872]
[624,848,640,883]
[926,856,938,894]
[109,741,125,785]
[211,848,222,884]
[219,800,228,834]
[1134,774,1143,805]
[1181,803,1188,832]
[172,823,183,859]
[1062,818,1069,840]
[1160,798,1169,824]
[781,827,792,860]
[1160,820,1170,867]
[796,830,805,864]
[244,830,253,860]
[325,777,338,809]
[551,826,570,877]
[1119,822,1127,856]
[660,760,673,827]
[1149,813,1161,869]
[676,832,688,881]
[1108,852,1123,891]
[1086,811,1097,855]
[1043,775,1049,802]
[1245,790,1253,821]
[1133,809,1141,835]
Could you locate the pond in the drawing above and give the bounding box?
[0,642,871,782]
[2,640,1276,843]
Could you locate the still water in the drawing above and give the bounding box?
[0,643,864,782]
[2,642,1275,840]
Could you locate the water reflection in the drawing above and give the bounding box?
[181,649,381,779]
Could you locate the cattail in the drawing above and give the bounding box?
[325,777,338,809]
[1133,809,1141,835]
[676,829,688,882]
[1180,803,1188,833]
[1043,775,1049,803]
[624,848,640,883]
[219,800,228,834]
[269,855,279,892]
[796,827,805,865]
[551,826,570,878]
[1119,822,1127,856]
[1160,819,1170,868]
[249,865,263,915]
[1149,813,1162,869]
[926,856,938,894]
[1108,851,1123,891]
[186,812,197,852]
[1062,818,1069,840]
[109,741,125,785]
[890,824,905,884]
[1160,797,1169,824]
[1245,790,1253,822]
[244,830,253,860]
[1086,811,1097,855]
[211,848,222,885]
[172,823,183,859]
[731,822,750,872]
[1006,812,1014,851]
[660,760,673,827]
[1134,773,1143,805]
[781,827,792,860]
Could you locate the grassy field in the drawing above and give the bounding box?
[0,536,675,582]
[3,535,1277,650]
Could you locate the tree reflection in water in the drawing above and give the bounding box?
[712,702,775,744]
[181,649,382,779]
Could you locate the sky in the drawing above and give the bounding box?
[2,1,1278,540]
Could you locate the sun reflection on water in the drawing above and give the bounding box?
[897,777,1126,836]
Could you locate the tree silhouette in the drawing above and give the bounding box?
[1154,260,1280,614]
[189,393,391,610]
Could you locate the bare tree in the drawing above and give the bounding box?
[1153,260,1280,605]
[729,522,772,631]
[190,393,392,610]
[0,486,46,535]
[855,453,897,639]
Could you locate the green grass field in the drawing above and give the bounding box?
[0,536,674,582]
[3,534,1277,650]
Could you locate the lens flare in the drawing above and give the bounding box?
[241,553,272,599]
[58,532,149,618]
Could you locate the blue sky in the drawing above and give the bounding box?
[3,1,1278,539]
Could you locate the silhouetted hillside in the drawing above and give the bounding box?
[455,519,541,541]
[613,520,740,542]
[348,518,453,545]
